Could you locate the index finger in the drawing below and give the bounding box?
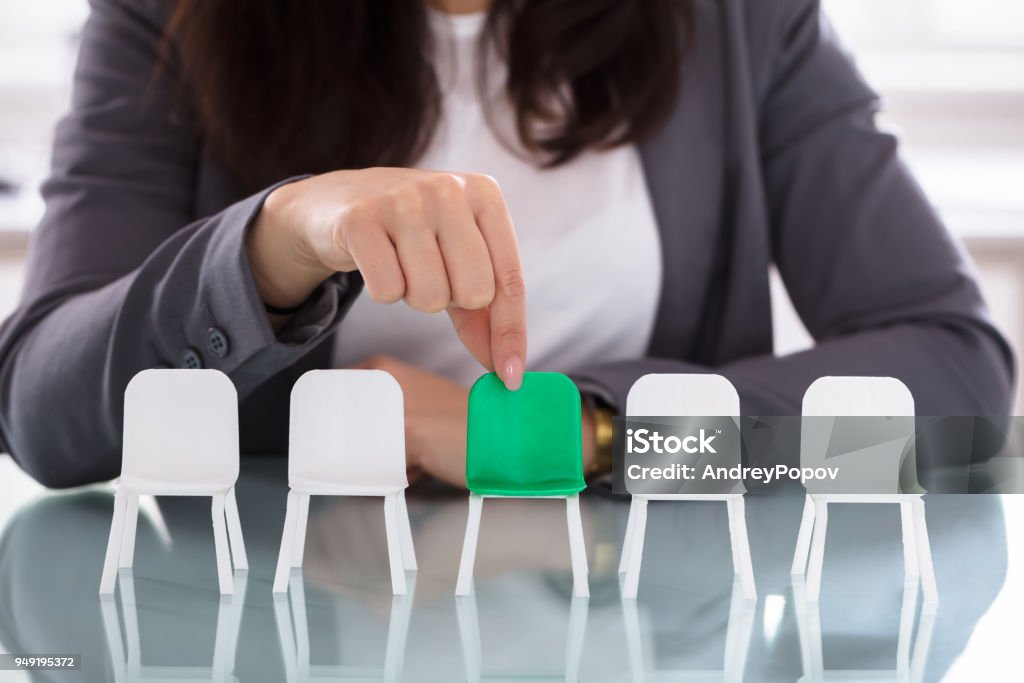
[466,174,527,391]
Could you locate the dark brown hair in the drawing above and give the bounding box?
[164,0,691,189]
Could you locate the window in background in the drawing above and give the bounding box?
[827,0,1024,50]
[0,0,87,236]
[823,0,1024,239]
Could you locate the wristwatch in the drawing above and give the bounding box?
[586,404,615,479]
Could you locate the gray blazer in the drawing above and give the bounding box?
[0,0,1014,487]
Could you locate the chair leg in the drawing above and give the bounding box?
[397,490,418,572]
[727,496,757,600]
[224,487,249,571]
[383,492,408,595]
[899,499,919,577]
[566,494,590,598]
[100,492,129,594]
[290,493,310,568]
[118,494,140,568]
[806,498,829,602]
[912,497,939,606]
[621,498,648,600]
[273,490,300,593]
[726,497,741,561]
[211,494,234,594]
[456,494,484,596]
[619,497,639,575]
[791,495,816,576]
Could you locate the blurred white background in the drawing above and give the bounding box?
[0,0,1022,405]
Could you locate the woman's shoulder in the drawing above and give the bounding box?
[690,0,843,105]
[696,0,825,61]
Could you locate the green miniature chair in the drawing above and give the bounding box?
[455,372,589,597]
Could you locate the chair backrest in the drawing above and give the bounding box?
[288,370,407,489]
[802,376,914,417]
[122,369,239,486]
[466,372,584,495]
[626,373,743,495]
[626,373,740,416]
[800,376,916,493]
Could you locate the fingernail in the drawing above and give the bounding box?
[502,356,523,391]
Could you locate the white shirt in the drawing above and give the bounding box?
[332,10,662,385]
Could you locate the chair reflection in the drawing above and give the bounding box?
[272,571,416,682]
[456,592,589,683]
[792,576,936,683]
[99,568,247,682]
[622,579,755,683]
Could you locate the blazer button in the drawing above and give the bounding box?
[206,327,230,358]
[181,348,204,369]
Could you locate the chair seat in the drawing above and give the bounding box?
[469,478,586,497]
[288,476,406,497]
[118,476,232,495]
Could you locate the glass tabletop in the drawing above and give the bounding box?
[0,455,1019,682]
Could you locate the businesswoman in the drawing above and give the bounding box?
[0,0,1013,488]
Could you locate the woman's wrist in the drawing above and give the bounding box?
[246,181,334,311]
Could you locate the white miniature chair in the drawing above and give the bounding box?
[791,376,938,604]
[619,374,755,600]
[273,370,416,595]
[99,369,247,595]
[99,570,246,683]
[272,573,415,682]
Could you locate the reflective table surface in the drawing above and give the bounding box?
[0,455,1021,682]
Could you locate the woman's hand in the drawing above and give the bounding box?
[247,168,527,390]
[352,355,597,488]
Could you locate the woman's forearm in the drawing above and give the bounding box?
[572,322,1013,419]
[0,188,359,487]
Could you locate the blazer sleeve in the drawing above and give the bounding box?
[573,0,1014,417]
[0,0,361,487]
